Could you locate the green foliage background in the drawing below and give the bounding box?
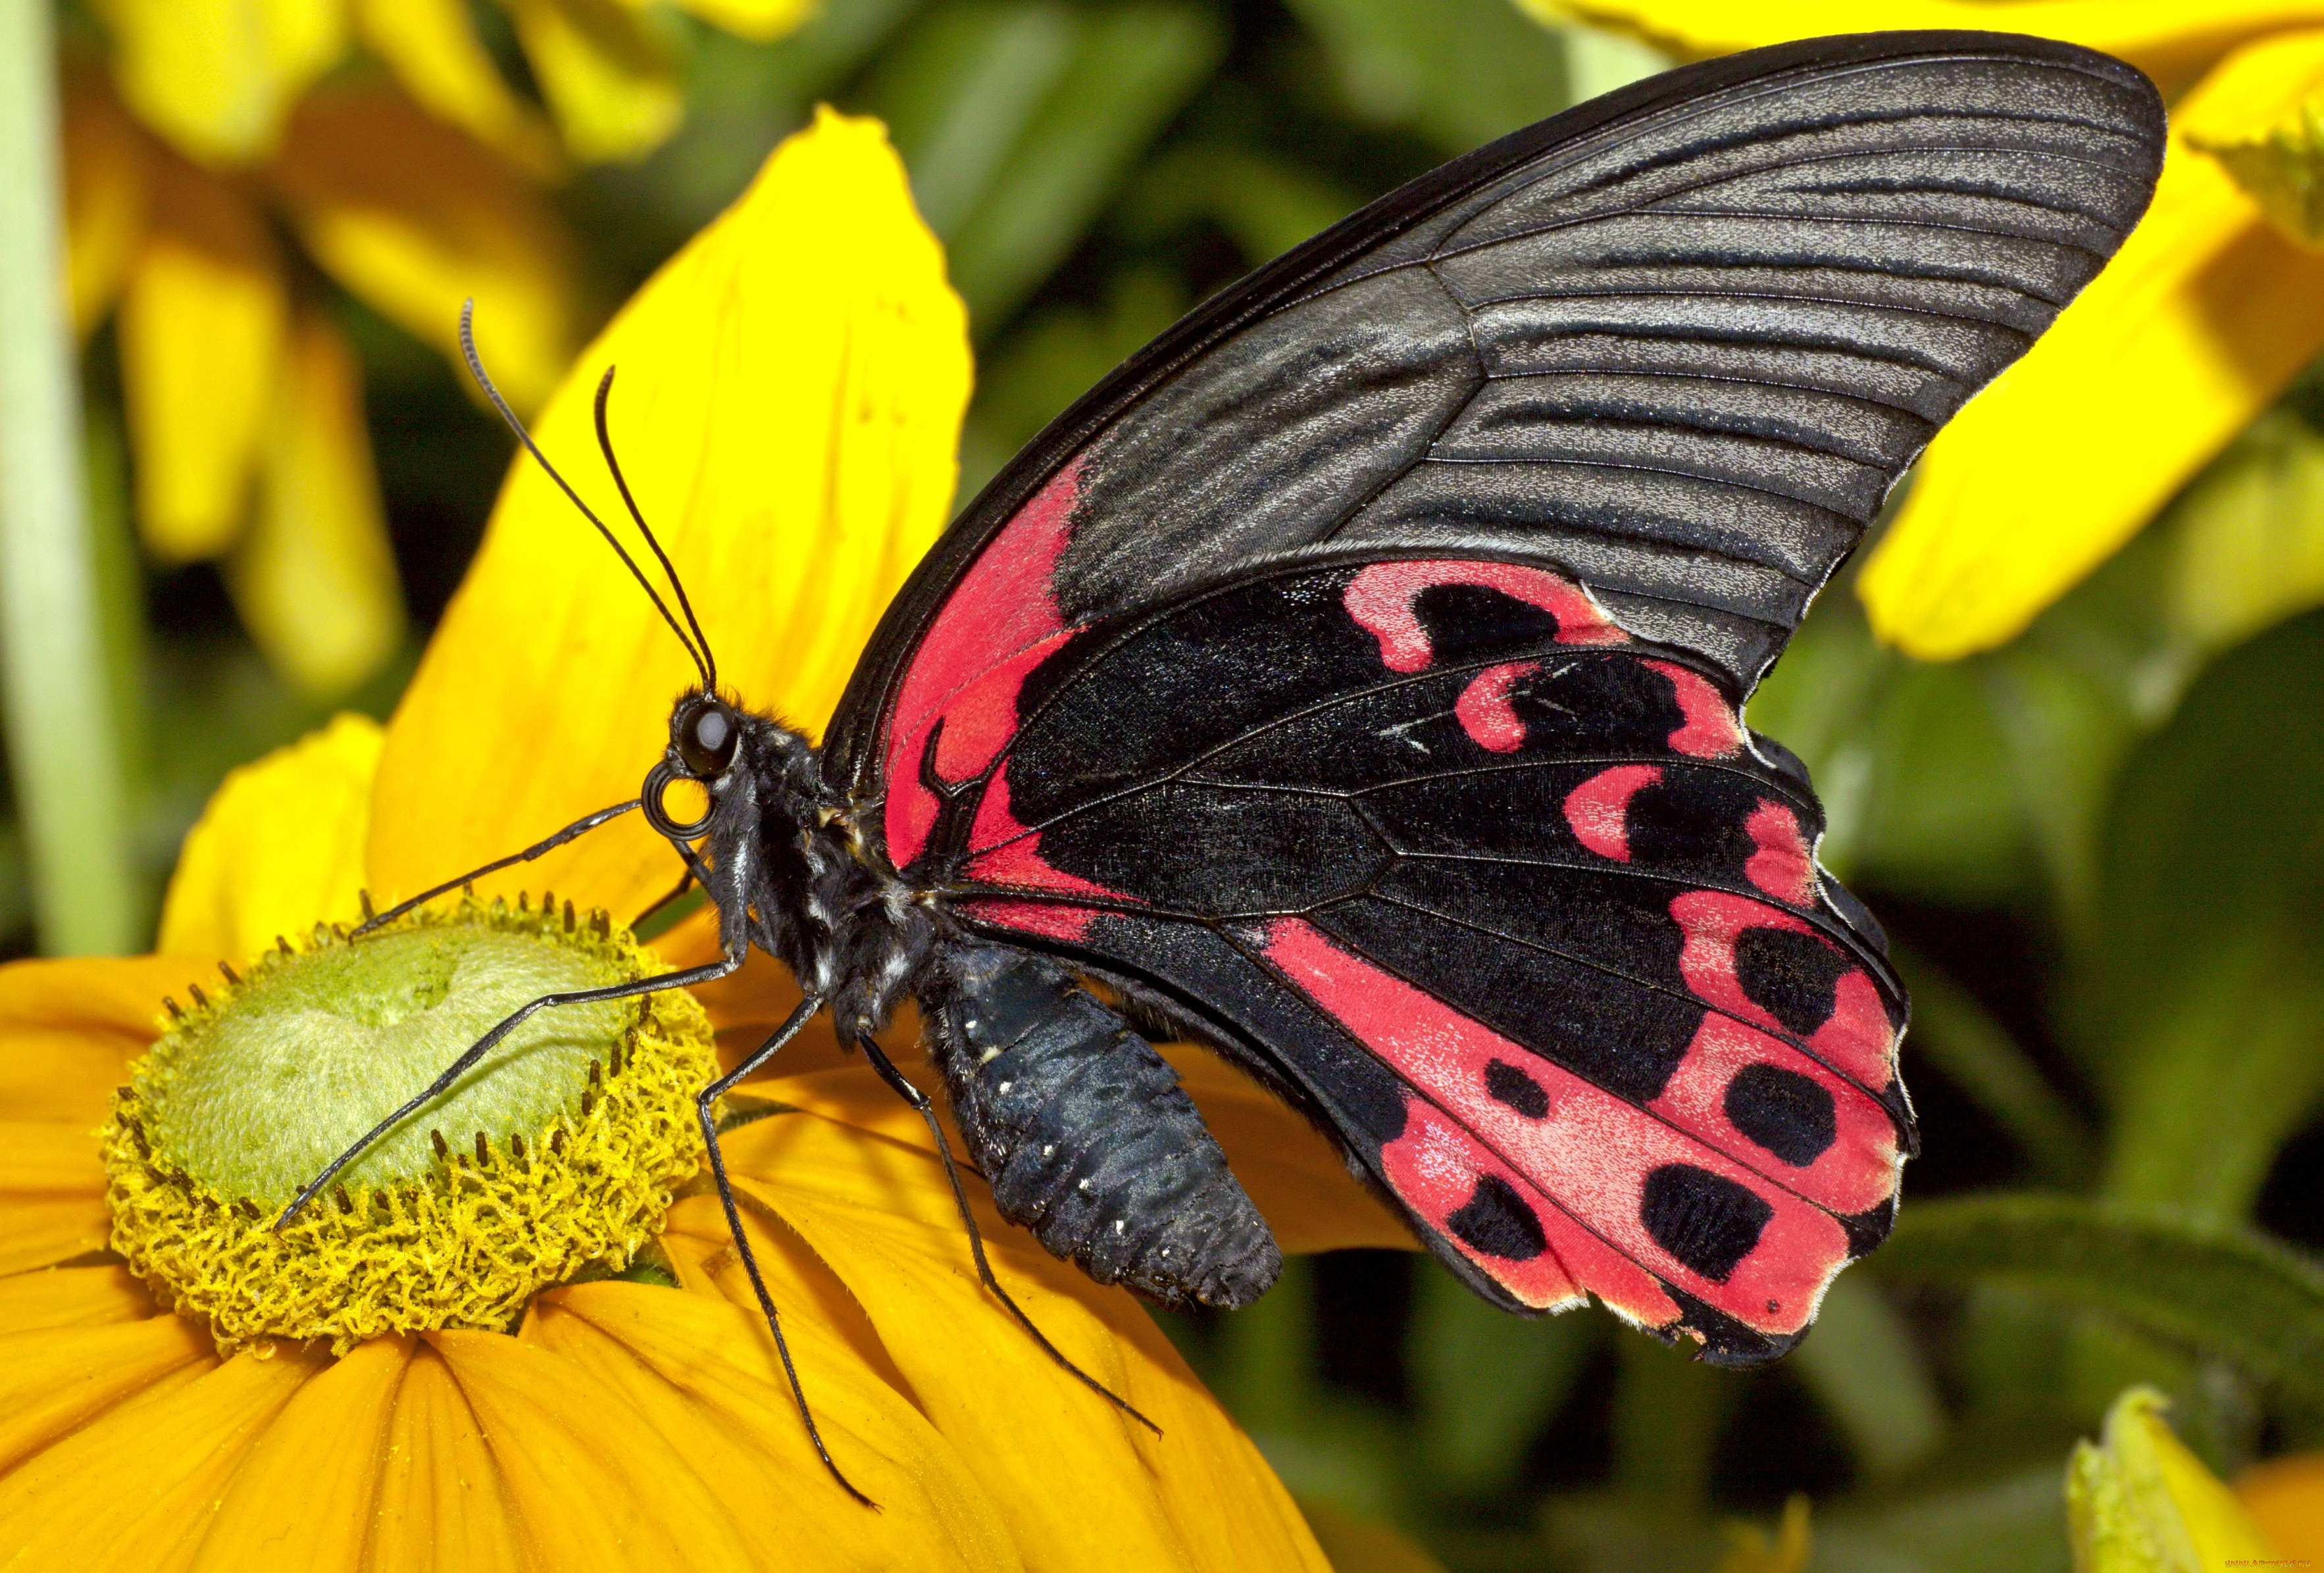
[11,1,2324,1566]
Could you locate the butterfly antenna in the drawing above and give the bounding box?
[458,301,711,688]
[594,366,717,693]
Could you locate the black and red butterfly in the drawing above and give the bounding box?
[291,30,2164,1496]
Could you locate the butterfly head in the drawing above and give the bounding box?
[670,691,740,780]
[644,686,822,842]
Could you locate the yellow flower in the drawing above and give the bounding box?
[1523,2,2324,657]
[63,61,580,696]
[91,0,817,173]
[2235,1451,2324,1566]
[2065,1387,2281,1572]
[1713,1495,1811,1573]
[0,110,1403,1568]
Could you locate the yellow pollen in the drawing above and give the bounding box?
[101,895,717,1353]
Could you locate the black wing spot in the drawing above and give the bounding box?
[1640,1163,1773,1282]
[1484,1057,1551,1118]
[1447,1172,1548,1261]
[1733,926,1852,1037]
[1411,582,1563,664]
[1722,1062,1837,1167]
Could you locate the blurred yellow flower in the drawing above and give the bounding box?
[0,111,1393,1568]
[61,61,580,697]
[1713,1495,1811,1573]
[1525,3,2324,659]
[91,0,818,173]
[65,0,818,696]
[2235,1451,2324,1565]
[2065,1387,2281,1572]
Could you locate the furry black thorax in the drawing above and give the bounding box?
[672,695,944,1045]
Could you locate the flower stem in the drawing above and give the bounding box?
[0,0,137,954]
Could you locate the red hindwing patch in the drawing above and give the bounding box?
[1264,916,1854,1340]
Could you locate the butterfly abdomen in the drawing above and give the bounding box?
[926,941,1282,1309]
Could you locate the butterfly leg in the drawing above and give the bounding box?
[275,949,744,1228]
[695,995,878,1507]
[855,1035,1161,1434]
[352,798,644,936]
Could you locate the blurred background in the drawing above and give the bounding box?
[6,0,2323,1566]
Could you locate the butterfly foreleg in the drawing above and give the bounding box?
[274,948,746,1229]
[694,993,878,1507]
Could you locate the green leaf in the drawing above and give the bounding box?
[2086,610,2324,1220]
[1792,1273,1946,1480]
[2161,407,2324,655]
[868,1,1223,330]
[1745,587,2032,903]
[1873,1195,2324,1408]
[1284,0,1572,153]
[1211,1258,1407,1519]
[859,2,1079,237]
[1889,941,2094,1187]
[1117,145,1361,267]
[1407,1259,1596,1497]
[1815,1464,2071,1573]
[1610,1332,1730,1511]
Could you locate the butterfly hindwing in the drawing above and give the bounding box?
[928,553,1906,1355]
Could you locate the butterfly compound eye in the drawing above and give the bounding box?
[676,700,738,777]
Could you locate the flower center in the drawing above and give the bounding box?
[102,895,718,1353]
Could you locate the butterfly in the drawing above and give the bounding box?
[289,28,2164,1499]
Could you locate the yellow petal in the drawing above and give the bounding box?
[724,1112,1332,1572]
[658,1191,916,1392]
[0,1022,146,1126]
[369,110,969,921]
[0,1121,105,1193]
[2067,1386,2281,1572]
[90,0,349,164]
[0,953,193,1038]
[0,1265,156,1337]
[658,0,817,43]
[193,1337,409,1572]
[0,955,180,1126]
[352,0,564,178]
[0,1199,113,1277]
[2237,1453,2324,1566]
[505,0,684,164]
[266,84,580,414]
[1861,36,2324,659]
[2183,27,2324,247]
[61,64,148,337]
[1713,1495,1813,1573]
[225,310,409,696]
[118,157,286,561]
[0,1317,212,1475]
[430,1326,745,1573]
[536,1284,1023,1569]
[1517,0,2324,89]
[0,1345,319,1568]
[368,1343,527,1573]
[157,712,384,961]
